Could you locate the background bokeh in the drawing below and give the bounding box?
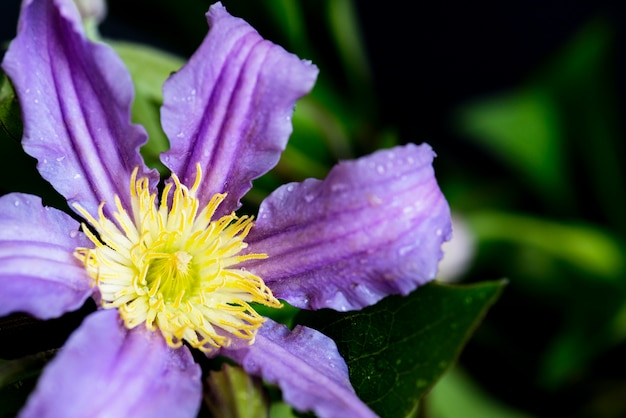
[2,1,626,417]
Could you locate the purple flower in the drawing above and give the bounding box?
[0,1,451,417]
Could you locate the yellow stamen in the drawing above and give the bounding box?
[74,164,281,352]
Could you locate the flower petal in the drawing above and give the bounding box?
[19,310,202,418]
[222,319,377,418]
[1,0,157,218]
[0,193,92,319]
[161,2,318,214]
[246,143,452,311]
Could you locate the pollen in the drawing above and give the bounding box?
[73,164,281,352]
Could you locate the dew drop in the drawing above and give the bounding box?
[304,194,314,203]
[56,156,65,162]
[176,132,185,138]
[33,99,39,104]
[367,193,382,206]
[286,184,294,192]
[436,229,442,236]
[407,157,415,164]
[69,230,78,238]
[398,245,413,256]
[330,183,346,192]
[73,173,82,179]
[376,165,385,174]
[13,200,20,207]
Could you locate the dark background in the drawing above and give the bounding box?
[2,1,626,416]
[2,0,623,154]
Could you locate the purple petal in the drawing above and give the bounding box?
[222,319,377,418]
[2,0,157,218]
[245,143,451,311]
[20,310,202,418]
[0,193,92,319]
[161,2,318,215]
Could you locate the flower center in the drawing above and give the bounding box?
[73,164,281,352]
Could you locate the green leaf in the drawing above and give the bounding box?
[0,73,68,209]
[110,41,185,173]
[0,351,56,417]
[458,87,566,205]
[297,280,505,417]
[468,210,625,280]
[204,363,269,418]
[0,74,22,142]
[426,367,533,418]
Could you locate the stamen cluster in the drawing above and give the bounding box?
[74,165,281,352]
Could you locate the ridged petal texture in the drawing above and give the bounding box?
[2,0,157,218]
[160,3,318,216]
[223,320,377,418]
[19,310,202,418]
[0,193,91,319]
[246,144,452,311]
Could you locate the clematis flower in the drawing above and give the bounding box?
[0,0,451,417]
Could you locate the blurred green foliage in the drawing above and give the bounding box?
[0,1,503,417]
[4,0,626,417]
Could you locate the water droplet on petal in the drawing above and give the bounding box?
[286,184,294,192]
[13,200,20,207]
[367,193,383,206]
[304,194,314,203]
[376,165,385,174]
[330,183,346,192]
[69,230,78,238]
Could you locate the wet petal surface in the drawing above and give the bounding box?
[246,144,452,311]
[2,0,156,218]
[223,319,377,418]
[20,310,202,418]
[161,2,318,215]
[0,193,92,319]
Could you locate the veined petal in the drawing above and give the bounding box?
[245,143,452,311]
[19,310,202,418]
[161,2,318,215]
[222,320,377,418]
[1,0,157,218]
[0,193,92,319]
